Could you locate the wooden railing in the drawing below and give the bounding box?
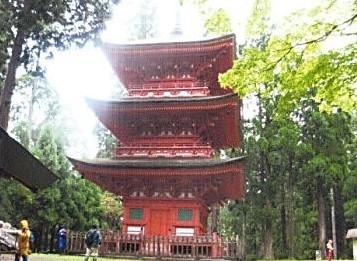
[67,231,244,260]
[127,81,210,98]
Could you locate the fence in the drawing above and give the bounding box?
[67,230,243,260]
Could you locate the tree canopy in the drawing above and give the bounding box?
[200,0,357,258]
[219,0,357,116]
[0,0,120,129]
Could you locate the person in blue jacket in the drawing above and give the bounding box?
[57,226,67,254]
[84,224,102,261]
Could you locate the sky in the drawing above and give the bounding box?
[45,0,319,158]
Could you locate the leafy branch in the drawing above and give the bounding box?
[267,12,357,70]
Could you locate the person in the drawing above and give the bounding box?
[14,220,31,261]
[84,224,102,261]
[57,226,67,254]
[326,239,334,261]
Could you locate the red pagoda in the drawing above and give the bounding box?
[69,34,245,238]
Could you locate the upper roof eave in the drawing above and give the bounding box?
[68,155,246,169]
[102,34,236,53]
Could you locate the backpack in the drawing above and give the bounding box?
[85,230,96,246]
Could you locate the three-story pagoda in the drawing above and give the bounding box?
[69,34,245,237]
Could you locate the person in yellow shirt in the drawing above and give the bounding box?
[14,220,31,261]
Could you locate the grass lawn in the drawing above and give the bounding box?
[2,254,354,261]
[26,256,357,261]
[1,255,355,261]
[34,253,140,260]
[0,253,137,261]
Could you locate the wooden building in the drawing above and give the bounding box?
[69,34,245,240]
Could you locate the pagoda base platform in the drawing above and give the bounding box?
[122,197,208,237]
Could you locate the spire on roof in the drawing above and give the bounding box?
[170,0,183,38]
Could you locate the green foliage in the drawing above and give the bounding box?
[215,2,356,254]
[94,123,117,159]
[219,1,357,115]
[10,74,60,130]
[204,8,232,35]
[12,121,31,148]
[188,0,232,36]
[246,0,271,37]
[1,122,122,251]
[101,191,123,229]
[342,111,357,225]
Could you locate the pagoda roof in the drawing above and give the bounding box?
[68,156,245,205]
[87,93,237,105]
[102,34,236,95]
[0,128,58,191]
[102,34,235,54]
[68,156,245,169]
[86,94,241,148]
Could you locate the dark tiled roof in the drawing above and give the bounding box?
[68,156,245,169]
[0,128,58,191]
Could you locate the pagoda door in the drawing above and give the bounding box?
[150,209,170,236]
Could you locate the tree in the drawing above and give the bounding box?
[10,72,60,147]
[204,8,232,35]
[126,0,159,40]
[206,0,357,258]
[94,123,117,159]
[0,0,120,130]
[30,125,109,251]
[294,96,353,258]
[219,0,357,116]
[188,0,232,36]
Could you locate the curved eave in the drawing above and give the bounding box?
[102,34,235,57]
[86,94,241,148]
[86,93,238,112]
[68,156,245,170]
[68,155,246,204]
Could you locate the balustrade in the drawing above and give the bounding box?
[66,230,243,260]
[127,81,210,97]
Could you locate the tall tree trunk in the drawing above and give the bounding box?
[280,201,287,257]
[49,225,56,252]
[317,176,327,258]
[242,200,247,258]
[0,0,31,129]
[334,183,346,257]
[0,30,25,129]
[26,79,36,148]
[260,206,274,259]
[37,226,44,251]
[331,187,337,258]
[44,226,49,252]
[286,156,296,258]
